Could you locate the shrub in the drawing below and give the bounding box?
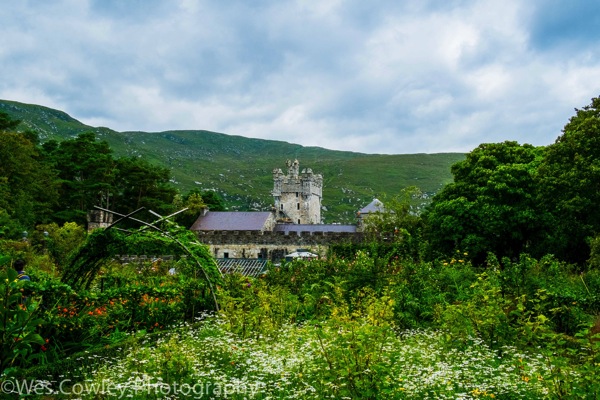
[0,268,45,377]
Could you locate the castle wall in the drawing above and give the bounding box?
[86,210,114,232]
[197,230,362,261]
[272,160,323,224]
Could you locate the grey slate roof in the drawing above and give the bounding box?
[217,258,268,277]
[274,224,356,233]
[191,212,273,231]
[359,199,384,214]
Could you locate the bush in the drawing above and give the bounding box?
[0,268,45,377]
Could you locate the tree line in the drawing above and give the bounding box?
[0,116,224,237]
[350,96,600,268]
[2,96,600,267]
[423,97,600,266]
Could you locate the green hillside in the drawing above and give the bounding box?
[0,99,464,223]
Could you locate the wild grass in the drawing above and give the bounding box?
[39,316,555,399]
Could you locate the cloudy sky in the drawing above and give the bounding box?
[1,1,600,154]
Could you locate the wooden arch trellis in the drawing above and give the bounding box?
[62,206,222,311]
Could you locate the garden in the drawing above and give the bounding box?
[2,97,600,398]
[1,221,599,399]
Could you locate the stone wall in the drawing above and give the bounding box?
[197,230,362,261]
[87,210,114,232]
[272,160,323,224]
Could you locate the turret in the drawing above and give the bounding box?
[272,160,322,224]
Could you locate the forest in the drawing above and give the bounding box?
[0,97,599,398]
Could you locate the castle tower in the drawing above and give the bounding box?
[272,159,322,224]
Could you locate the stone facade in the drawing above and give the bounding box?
[191,160,367,263]
[198,230,362,261]
[272,159,323,224]
[87,210,113,231]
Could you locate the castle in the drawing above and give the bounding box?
[272,159,323,224]
[191,160,379,263]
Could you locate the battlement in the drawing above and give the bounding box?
[273,159,323,224]
[197,229,362,246]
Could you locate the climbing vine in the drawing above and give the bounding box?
[61,228,123,290]
[61,221,222,309]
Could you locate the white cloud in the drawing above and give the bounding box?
[1,0,600,154]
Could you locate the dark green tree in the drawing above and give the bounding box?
[192,189,226,211]
[424,141,545,264]
[0,129,58,233]
[0,111,20,132]
[174,189,227,227]
[537,96,600,264]
[361,187,424,259]
[112,157,177,217]
[42,132,115,224]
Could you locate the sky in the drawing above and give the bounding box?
[1,0,600,154]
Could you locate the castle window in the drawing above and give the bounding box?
[298,219,301,224]
[280,204,283,210]
[297,203,300,210]
[296,192,298,197]
[223,252,229,259]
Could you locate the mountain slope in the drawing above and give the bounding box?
[0,99,464,222]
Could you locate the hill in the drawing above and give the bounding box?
[0,99,464,223]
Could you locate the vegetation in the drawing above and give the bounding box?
[0,99,464,223]
[0,96,599,398]
[424,141,545,264]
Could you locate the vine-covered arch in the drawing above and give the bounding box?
[61,207,222,310]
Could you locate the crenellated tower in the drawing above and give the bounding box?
[272,159,322,224]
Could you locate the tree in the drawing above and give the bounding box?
[0,130,58,232]
[35,222,87,267]
[424,141,545,264]
[42,132,115,224]
[362,188,423,237]
[112,157,177,218]
[537,96,600,264]
[0,111,20,132]
[360,187,425,260]
[196,190,226,211]
[174,189,226,228]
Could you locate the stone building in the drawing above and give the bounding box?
[191,160,363,262]
[272,159,323,224]
[87,209,113,231]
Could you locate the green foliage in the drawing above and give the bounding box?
[1,242,599,398]
[360,187,425,260]
[537,96,600,264]
[193,189,226,211]
[0,110,20,132]
[0,268,45,377]
[61,229,123,290]
[424,141,545,264]
[218,274,302,339]
[24,268,213,359]
[42,132,115,225]
[0,131,58,230]
[310,289,396,399]
[174,188,227,227]
[111,156,177,222]
[1,99,464,223]
[33,222,86,268]
[43,317,555,399]
[590,234,600,269]
[0,210,23,239]
[0,130,179,230]
[436,270,512,348]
